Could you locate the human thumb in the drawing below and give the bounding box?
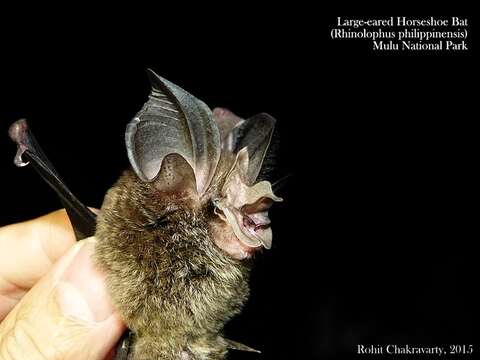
[0,237,125,359]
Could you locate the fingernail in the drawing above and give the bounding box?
[58,240,114,322]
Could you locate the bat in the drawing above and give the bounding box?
[8,69,283,360]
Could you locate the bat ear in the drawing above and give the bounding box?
[234,113,276,184]
[212,107,244,151]
[153,153,198,199]
[126,69,220,195]
[213,108,276,185]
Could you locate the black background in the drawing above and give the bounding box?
[0,5,476,360]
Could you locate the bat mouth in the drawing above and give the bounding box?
[240,213,272,248]
[214,205,273,250]
[242,215,270,233]
[213,184,281,252]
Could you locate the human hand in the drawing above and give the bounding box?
[0,210,125,359]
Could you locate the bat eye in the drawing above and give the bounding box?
[144,217,170,229]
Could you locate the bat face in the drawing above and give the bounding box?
[121,70,282,261]
[209,149,282,259]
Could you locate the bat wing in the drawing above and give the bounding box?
[9,119,131,360]
[213,108,276,185]
[8,119,97,240]
[126,69,221,196]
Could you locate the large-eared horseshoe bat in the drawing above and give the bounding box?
[8,69,283,359]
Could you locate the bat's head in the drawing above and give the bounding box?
[123,70,282,260]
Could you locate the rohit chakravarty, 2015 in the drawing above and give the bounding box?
[358,344,445,355]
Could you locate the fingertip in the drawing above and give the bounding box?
[34,209,77,264]
[0,209,76,292]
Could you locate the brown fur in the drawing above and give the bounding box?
[94,154,252,360]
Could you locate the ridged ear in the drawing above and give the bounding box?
[213,108,276,185]
[126,69,221,195]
